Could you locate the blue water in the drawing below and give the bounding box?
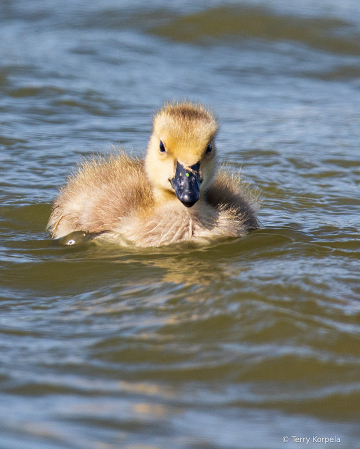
[1,1,360,448]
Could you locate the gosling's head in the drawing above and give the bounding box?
[145,101,218,207]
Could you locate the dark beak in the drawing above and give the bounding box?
[170,162,201,207]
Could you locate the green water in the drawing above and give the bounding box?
[1,1,360,448]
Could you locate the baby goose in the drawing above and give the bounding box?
[47,101,259,247]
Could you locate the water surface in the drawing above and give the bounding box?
[0,1,360,448]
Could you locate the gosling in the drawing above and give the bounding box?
[47,101,259,247]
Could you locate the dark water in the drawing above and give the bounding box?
[1,1,360,448]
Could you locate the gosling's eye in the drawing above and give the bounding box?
[159,141,166,153]
[206,143,212,154]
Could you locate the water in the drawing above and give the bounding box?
[1,1,360,448]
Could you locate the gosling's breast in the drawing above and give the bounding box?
[114,201,242,247]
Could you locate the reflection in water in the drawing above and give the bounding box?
[58,230,94,246]
[150,5,360,55]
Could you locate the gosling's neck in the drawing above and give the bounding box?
[152,186,177,205]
